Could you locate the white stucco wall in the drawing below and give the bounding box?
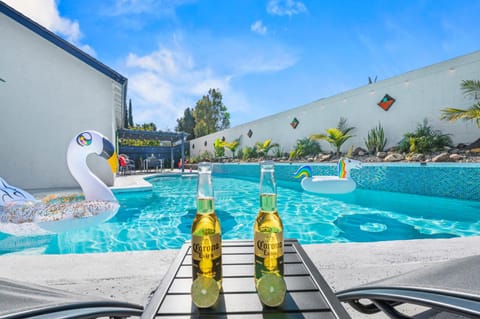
[190,51,480,158]
[0,12,120,190]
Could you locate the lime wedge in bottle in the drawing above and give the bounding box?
[191,276,220,308]
[257,273,286,307]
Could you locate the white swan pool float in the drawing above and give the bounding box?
[294,158,362,194]
[0,130,119,236]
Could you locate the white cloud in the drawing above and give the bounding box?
[3,0,95,56]
[125,46,233,130]
[267,0,307,16]
[251,20,267,35]
[123,35,299,130]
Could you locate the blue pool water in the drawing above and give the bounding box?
[0,169,479,255]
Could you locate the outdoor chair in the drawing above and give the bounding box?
[118,154,135,175]
[0,277,143,319]
[146,157,163,172]
[336,254,480,319]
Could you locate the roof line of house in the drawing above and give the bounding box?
[0,0,127,85]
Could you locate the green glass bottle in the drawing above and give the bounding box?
[254,160,286,307]
[191,162,222,308]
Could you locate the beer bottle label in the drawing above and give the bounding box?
[192,233,222,281]
[254,231,284,279]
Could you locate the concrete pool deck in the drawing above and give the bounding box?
[0,236,478,318]
[2,173,478,318]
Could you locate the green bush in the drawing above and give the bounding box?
[213,138,225,158]
[242,146,257,160]
[289,138,321,160]
[397,119,452,154]
[236,148,244,160]
[364,123,387,154]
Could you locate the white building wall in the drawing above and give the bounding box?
[0,12,119,190]
[190,51,480,158]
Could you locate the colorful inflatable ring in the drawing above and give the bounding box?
[294,158,362,194]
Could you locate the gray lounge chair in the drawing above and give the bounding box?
[336,255,480,318]
[0,277,143,318]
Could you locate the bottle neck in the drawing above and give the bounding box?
[197,162,214,214]
[197,197,214,214]
[260,168,277,212]
[260,193,277,212]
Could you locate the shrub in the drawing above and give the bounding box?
[397,119,452,154]
[242,146,257,160]
[289,138,321,160]
[254,139,279,159]
[310,117,355,155]
[213,138,225,158]
[364,123,387,154]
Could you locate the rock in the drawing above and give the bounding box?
[467,138,480,149]
[406,153,424,161]
[353,147,367,156]
[449,153,464,161]
[432,152,452,162]
[376,151,387,159]
[319,154,331,162]
[383,153,404,162]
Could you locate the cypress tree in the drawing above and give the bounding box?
[128,99,134,127]
[124,103,129,128]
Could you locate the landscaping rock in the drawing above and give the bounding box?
[383,153,404,162]
[449,153,464,161]
[319,154,332,162]
[406,153,424,161]
[376,151,387,159]
[353,147,367,156]
[467,138,480,149]
[432,152,452,162]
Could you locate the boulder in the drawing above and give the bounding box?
[432,152,452,162]
[406,153,424,161]
[353,147,367,156]
[383,153,404,162]
[449,153,464,161]
[319,154,332,162]
[467,138,480,149]
[376,151,387,159]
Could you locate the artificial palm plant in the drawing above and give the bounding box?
[441,80,480,127]
[310,117,355,155]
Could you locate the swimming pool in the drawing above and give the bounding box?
[0,162,478,255]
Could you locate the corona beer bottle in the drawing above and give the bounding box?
[191,162,222,308]
[254,160,286,307]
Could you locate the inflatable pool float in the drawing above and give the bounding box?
[0,130,119,236]
[294,158,362,194]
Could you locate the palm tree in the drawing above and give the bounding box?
[289,138,321,160]
[224,139,240,158]
[441,80,480,127]
[254,139,279,159]
[310,117,355,156]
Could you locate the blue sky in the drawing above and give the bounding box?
[5,0,480,131]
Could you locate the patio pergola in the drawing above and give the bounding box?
[117,129,189,172]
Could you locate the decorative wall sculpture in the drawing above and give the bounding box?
[290,117,299,129]
[378,94,396,111]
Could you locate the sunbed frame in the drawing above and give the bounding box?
[337,255,480,318]
[0,278,143,319]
